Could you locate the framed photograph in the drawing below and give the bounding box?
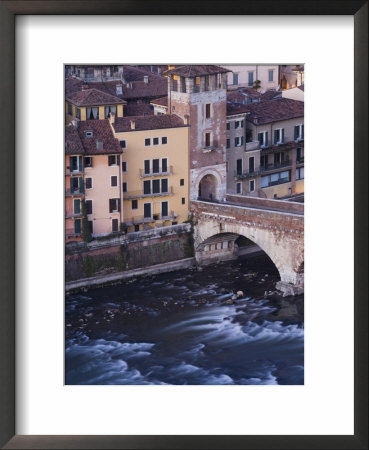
[1,1,367,449]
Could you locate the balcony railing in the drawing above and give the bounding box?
[65,187,85,196]
[124,186,174,199]
[139,166,173,178]
[234,169,261,180]
[65,212,83,219]
[245,140,260,151]
[65,169,83,176]
[260,161,292,173]
[65,228,82,237]
[124,211,176,225]
[296,157,304,164]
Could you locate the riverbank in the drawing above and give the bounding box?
[65,257,196,292]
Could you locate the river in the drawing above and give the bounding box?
[65,252,304,385]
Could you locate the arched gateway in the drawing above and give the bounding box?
[191,200,304,296]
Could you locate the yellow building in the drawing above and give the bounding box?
[65,88,126,124]
[110,113,190,232]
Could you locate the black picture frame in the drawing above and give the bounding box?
[0,1,367,449]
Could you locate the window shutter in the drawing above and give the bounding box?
[282,128,285,143]
[302,125,304,139]
[109,199,113,213]
[258,133,263,145]
[161,179,168,193]
[241,136,244,145]
[294,126,298,140]
[265,132,268,147]
[118,200,121,212]
[162,158,167,172]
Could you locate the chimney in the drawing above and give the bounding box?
[109,112,116,125]
[184,115,189,125]
[96,139,103,150]
[144,75,149,84]
[130,120,135,130]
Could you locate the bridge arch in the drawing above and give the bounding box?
[194,168,223,202]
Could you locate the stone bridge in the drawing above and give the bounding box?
[190,197,304,296]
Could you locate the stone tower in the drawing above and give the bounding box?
[165,65,229,201]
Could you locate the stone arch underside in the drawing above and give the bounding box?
[195,219,304,285]
[192,168,224,202]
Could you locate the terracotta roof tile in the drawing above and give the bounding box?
[77,120,122,155]
[227,98,304,124]
[65,124,85,155]
[164,65,229,78]
[124,104,154,116]
[66,88,125,107]
[150,96,168,107]
[112,114,185,133]
[260,90,282,101]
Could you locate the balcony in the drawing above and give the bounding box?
[260,161,292,173]
[202,145,216,153]
[296,157,304,165]
[139,166,173,178]
[65,212,83,219]
[125,211,176,226]
[245,140,260,151]
[234,169,261,180]
[124,186,174,199]
[65,168,83,176]
[65,228,82,237]
[65,187,84,196]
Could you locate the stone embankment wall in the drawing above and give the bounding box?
[65,223,193,282]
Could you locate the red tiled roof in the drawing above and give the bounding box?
[65,76,85,96]
[227,88,261,104]
[77,120,122,155]
[124,104,154,116]
[66,88,126,107]
[65,124,85,155]
[150,96,168,107]
[112,114,185,133]
[261,90,282,101]
[227,98,304,124]
[164,65,229,78]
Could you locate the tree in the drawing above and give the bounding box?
[253,79,261,91]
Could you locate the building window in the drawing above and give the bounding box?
[86,107,99,120]
[162,137,168,145]
[70,155,82,172]
[105,105,117,119]
[233,73,238,85]
[152,179,160,194]
[258,131,269,147]
[249,156,255,173]
[109,198,120,213]
[111,176,118,187]
[73,199,81,215]
[236,159,243,175]
[294,124,304,141]
[88,221,93,234]
[274,128,285,144]
[132,199,138,210]
[205,104,211,119]
[268,70,274,82]
[68,103,73,115]
[161,201,169,217]
[76,108,81,119]
[235,121,240,129]
[205,133,211,147]
[134,224,140,232]
[84,156,93,168]
[235,137,241,147]
[86,200,93,215]
[143,180,151,195]
[182,197,185,204]
[122,161,127,172]
[122,182,127,192]
[162,158,168,172]
[74,219,81,234]
[85,177,92,189]
[236,182,242,194]
[261,170,290,187]
[226,139,230,149]
[241,120,244,128]
[153,137,159,146]
[112,218,119,232]
[226,122,230,130]
[119,140,126,149]
[152,159,160,174]
[297,147,304,162]
[145,138,151,146]
[161,179,168,193]
[248,72,254,86]
[70,176,83,193]
[249,179,255,192]
[296,167,304,180]
[144,203,151,218]
[180,179,184,186]
[108,155,119,166]
[144,160,150,174]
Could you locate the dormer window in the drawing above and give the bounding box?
[105,105,117,119]
[86,107,99,120]
[96,139,103,151]
[84,130,93,138]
